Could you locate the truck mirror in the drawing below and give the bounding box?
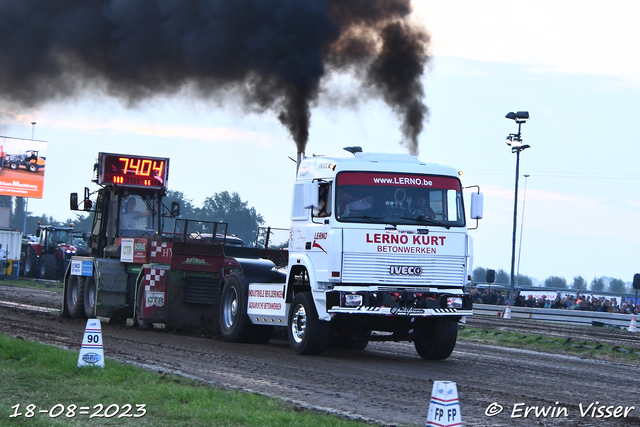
[171,201,180,217]
[303,181,319,209]
[70,193,79,211]
[486,269,495,283]
[83,187,92,211]
[470,192,484,220]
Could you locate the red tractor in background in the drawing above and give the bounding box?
[22,224,79,280]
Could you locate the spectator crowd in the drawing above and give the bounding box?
[472,288,640,315]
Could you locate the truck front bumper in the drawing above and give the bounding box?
[326,289,473,317]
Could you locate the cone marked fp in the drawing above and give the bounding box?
[78,318,105,368]
[426,381,461,427]
[503,304,512,319]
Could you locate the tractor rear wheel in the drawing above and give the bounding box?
[39,254,57,280]
[65,275,86,319]
[24,248,38,278]
[83,276,98,318]
[27,163,38,172]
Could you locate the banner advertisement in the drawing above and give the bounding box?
[0,136,48,199]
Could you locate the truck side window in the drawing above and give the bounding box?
[313,183,332,218]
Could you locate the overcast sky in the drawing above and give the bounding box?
[1,0,639,285]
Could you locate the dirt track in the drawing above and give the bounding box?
[1,284,639,427]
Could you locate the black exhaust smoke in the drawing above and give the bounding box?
[0,0,429,154]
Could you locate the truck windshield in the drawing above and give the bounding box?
[335,171,465,227]
[118,194,159,237]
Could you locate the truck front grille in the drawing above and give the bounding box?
[342,253,465,287]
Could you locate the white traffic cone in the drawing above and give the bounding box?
[629,316,637,333]
[503,304,512,319]
[78,318,105,368]
[426,381,461,427]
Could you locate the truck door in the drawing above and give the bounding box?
[307,182,332,282]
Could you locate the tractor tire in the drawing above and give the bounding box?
[135,279,150,329]
[65,275,86,319]
[27,163,38,172]
[287,292,331,355]
[83,276,98,318]
[38,254,57,280]
[9,162,18,170]
[414,318,458,360]
[24,248,38,278]
[219,271,273,343]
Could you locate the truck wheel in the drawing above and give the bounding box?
[24,248,38,278]
[414,318,458,360]
[219,271,255,342]
[65,276,86,319]
[39,254,57,280]
[288,292,330,355]
[9,162,18,170]
[83,276,97,318]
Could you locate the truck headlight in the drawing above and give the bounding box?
[343,294,363,307]
[447,297,463,309]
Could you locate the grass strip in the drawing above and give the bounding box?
[458,326,640,362]
[0,333,378,427]
[0,279,63,292]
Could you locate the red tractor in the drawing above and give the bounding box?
[22,224,79,280]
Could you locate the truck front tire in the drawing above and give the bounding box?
[414,318,458,360]
[288,292,330,355]
[219,271,272,343]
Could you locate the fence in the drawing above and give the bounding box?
[473,304,635,329]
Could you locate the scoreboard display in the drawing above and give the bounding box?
[97,153,170,190]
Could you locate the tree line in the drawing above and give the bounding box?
[2,190,266,246]
[472,266,633,294]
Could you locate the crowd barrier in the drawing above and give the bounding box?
[472,304,635,329]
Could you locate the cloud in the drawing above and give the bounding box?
[52,119,271,142]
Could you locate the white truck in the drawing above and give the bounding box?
[220,147,483,359]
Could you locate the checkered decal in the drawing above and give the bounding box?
[150,241,169,258]
[145,268,165,286]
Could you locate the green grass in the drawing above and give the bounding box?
[458,326,640,362]
[0,334,377,427]
[0,278,63,292]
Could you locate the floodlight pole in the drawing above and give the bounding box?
[516,174,530,284]
[509,149,523,303]
[505,112,530,304]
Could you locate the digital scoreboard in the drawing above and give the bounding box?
[97,153,170,190]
